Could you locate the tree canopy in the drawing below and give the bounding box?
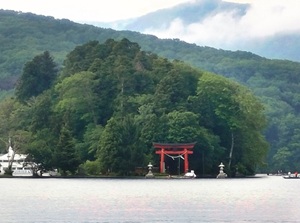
[15,51,57,102]
[0,39,268,176]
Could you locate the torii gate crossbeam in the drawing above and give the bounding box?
[153,142,196,173]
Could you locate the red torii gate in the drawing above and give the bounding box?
[153,142,196,173]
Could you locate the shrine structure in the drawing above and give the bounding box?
[153,142,196,173]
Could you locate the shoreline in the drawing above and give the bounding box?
[0,173,267,179]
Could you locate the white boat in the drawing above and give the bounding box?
[169,170,196,179]
[282,172,299,179]
[283,176,300,179]
[0,146,33,176]
[184,170,196,178]
[39,169,58,177]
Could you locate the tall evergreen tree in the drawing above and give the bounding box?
[15,51,57,102]
[98,115,145,175]
[54,124,80,175]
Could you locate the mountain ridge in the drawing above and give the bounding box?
[94,0,300,62]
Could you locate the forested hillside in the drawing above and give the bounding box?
[0,39,268,176]
[0,10,300,172]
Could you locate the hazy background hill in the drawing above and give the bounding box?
[95,0,300,62]
[1,9,300,171]
[97,0,248,31]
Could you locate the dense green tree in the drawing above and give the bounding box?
[166,111,200,143]
[61,41,102,78]
[54,124,80,175]
[15,51,57,102]
[55,71,99,128]
[191,73,268,175]
[98,115,145,175]
[152,63,199,115]
[0,98,33,150]
[26,128,56,173]
[0,98,17,138]
[28,91,54,133]
[76,124,103,162]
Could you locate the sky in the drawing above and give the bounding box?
[1,0,300,55]
[0,0,191,22]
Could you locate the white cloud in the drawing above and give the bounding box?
[242,0,300,37]
[0,0,191,22]
[143,0,300,49]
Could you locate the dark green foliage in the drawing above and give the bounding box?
[0,16,272,175]
[154,70,197,114]
[190,73,268,175]
[54,124,80,175]
[15,51,57,102]
[29,91,54,132]
[78,124,103,162]
[98,115,145,175]
[26,128,56,172]
[61,40,103,78]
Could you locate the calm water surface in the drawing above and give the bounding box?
[0,175,298,223]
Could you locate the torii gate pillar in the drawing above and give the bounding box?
[153,142,196,173]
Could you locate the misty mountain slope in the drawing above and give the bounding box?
[98,0,300,62]
[125,0,248,30]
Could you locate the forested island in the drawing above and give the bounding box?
[0,10,299,175]
[0,39,268,177]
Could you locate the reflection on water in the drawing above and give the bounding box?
[0,175,299,222]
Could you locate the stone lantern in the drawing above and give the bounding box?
[217,162,227,178]
[145,162,155,178]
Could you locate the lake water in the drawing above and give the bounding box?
[0,174,299,223]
